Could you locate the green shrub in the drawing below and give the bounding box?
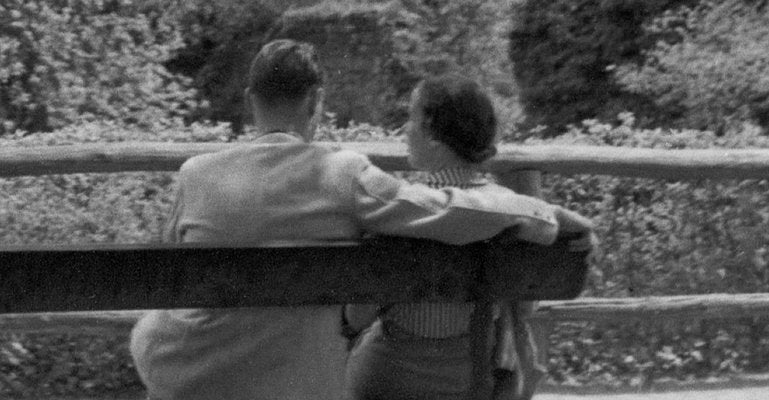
[526,115,769,296]
[507,0,696,135]
[0,332,143,398]
[0,120,235,397]
[615,0,769,134]
[387,0,523,134]
[545,318,769,387]
[158,0,279,132]
[0,0,202,135]
[523,115,769,385]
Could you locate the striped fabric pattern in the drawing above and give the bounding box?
[384,167,487,338]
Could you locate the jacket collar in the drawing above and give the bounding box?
[254,131,304,144]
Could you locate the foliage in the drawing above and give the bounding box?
[507,0,696,135]
[312,112,402,142]
[0,120,236,397]
[0,333,142,398]
[0,0,522,136]
[0,0,202,135]
[522,115,769,385]
[546,318,769,388]
[2,0,769,392]
[614,0,769,134]
[157,0,279,132]
[527,115,769,297]
[386,0,523,134]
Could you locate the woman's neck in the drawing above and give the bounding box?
[422,146,477,172]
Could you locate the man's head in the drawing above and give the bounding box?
[246,39,324,140]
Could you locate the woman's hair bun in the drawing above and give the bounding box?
[417,74,498,164]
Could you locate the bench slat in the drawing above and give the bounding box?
[0,236,587,313]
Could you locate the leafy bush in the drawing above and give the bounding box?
[0,0,202,135]
[0,332,142,398]
[614,0,769,134]
[522,115,769,386]
[546,318,769,388]
[507,0,696,135]
[387,0,523,134]
[1,0,523,136]
[0,120,241,397]
[528,115,769,297]
[158,0,279,132]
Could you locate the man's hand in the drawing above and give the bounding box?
[555,206,598,253]
[555,206,593,233]
[567,230,599,252]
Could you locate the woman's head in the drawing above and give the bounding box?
[406,74,497,169]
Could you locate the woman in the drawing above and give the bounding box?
[344,74,594,400]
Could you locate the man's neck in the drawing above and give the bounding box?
[256,121,306,137]
[253,108,311,141]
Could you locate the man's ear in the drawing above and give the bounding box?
[420,118,441,148]
[244,87,260,125]
[244,87,254,112]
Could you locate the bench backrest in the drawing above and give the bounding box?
[0,233,588,313]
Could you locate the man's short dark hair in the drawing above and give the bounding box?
[248,39,324,105]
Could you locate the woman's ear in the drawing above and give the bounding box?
[420,118,441,148]
[427,139,441,149]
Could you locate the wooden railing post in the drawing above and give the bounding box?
[496,169,551,398]
[467,168,547,399]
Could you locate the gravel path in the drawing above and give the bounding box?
[536,386,769,400]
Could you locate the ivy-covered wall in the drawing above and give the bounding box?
[270,4,413,128]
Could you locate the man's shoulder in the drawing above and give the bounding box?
[178,143,371,183]
[321,148,370,171]
[178,150,225,174]
[179,143,323,171]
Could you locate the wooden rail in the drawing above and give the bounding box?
[2,142,769,179]
[534,293,769,321]
[4,293,768,335]
[2,142,767,337]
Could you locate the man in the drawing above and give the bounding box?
[130,39,588,400]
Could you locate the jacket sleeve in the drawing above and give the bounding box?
[351,160,559,245]
[161,185,184,244]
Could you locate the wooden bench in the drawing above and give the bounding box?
[1,234,588,400]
